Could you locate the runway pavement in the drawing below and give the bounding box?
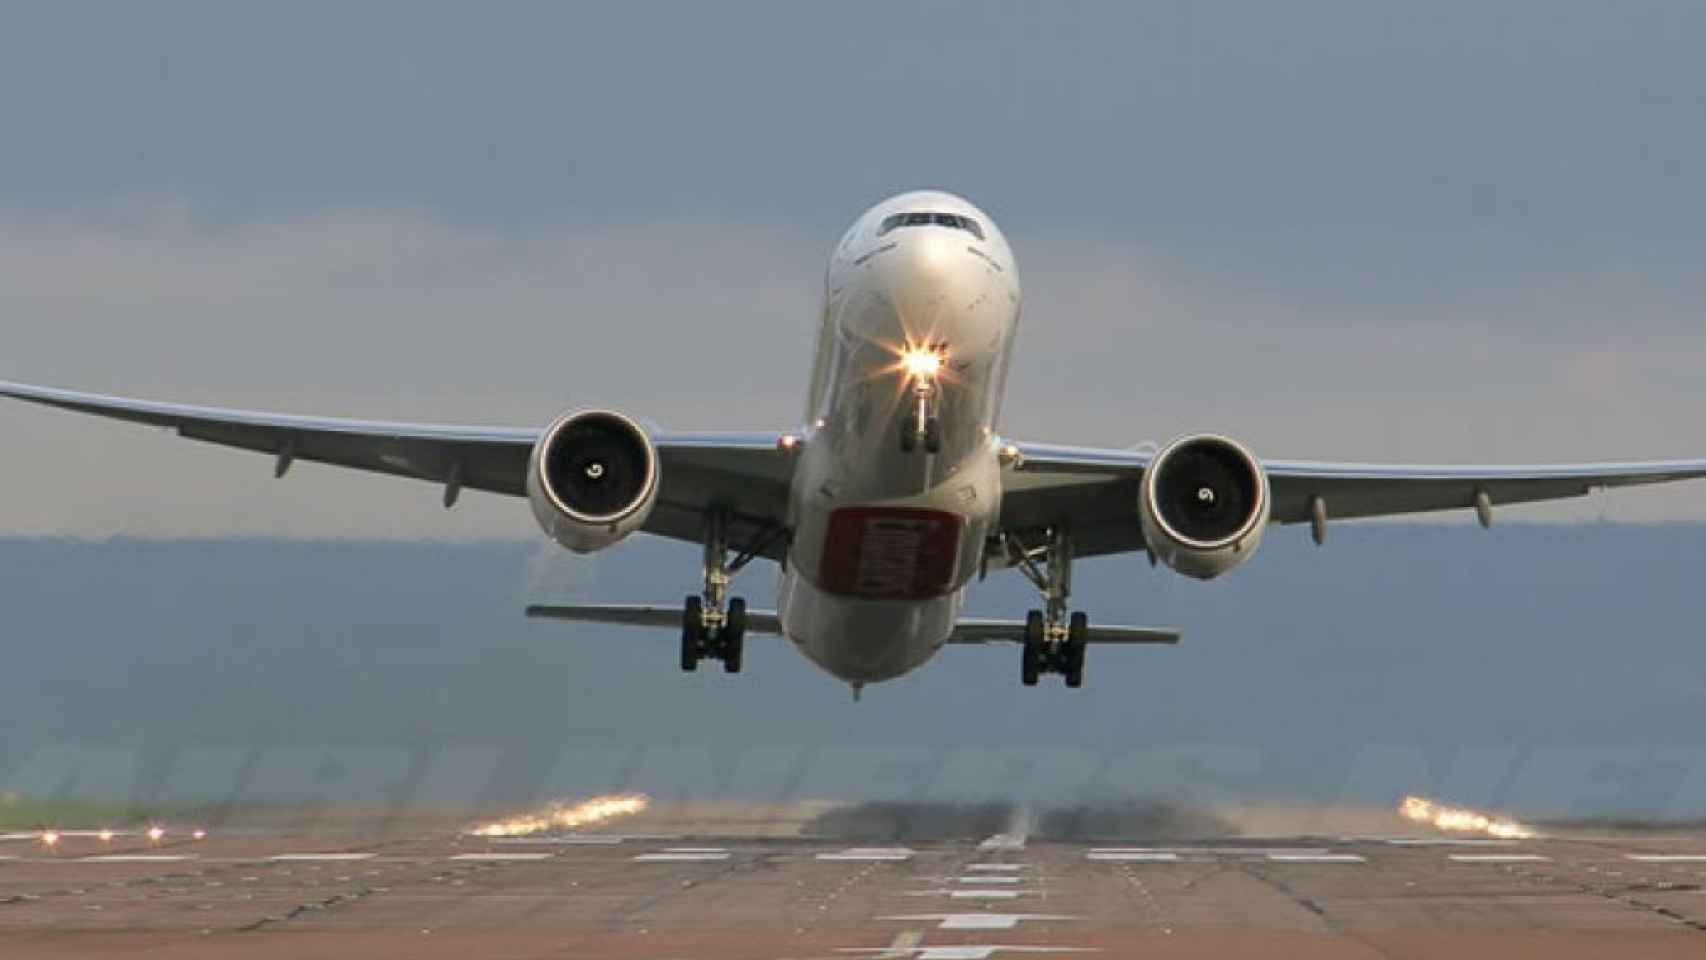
[6,818,1706,958]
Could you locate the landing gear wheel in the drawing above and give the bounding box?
[722,597,747,674]
[1063,611,1088,688]
[1020,610,1044,686]
[680,595,703,672]
[900,411,919,453]
[923,416,941,454]
[1020,643,1041,686]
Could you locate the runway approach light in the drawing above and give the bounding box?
[146,825,166,844]
[1399,795,1535,839]
[192,828,207,841]
[98,829,114,843]
[466,793,650,839]
[40,830,59,848]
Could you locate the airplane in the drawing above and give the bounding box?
[6,189,1706,696]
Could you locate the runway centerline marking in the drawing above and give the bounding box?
[634,851,730,862]
[78,855,196,863]
[1087,851,1177,862]
[840,946,1097,958]
[448,852,552,862]
[956,875,1022,884]
[966,863,1025,871]
[1267,853,1366,863]
[1448,853,1550,863]
[268,853,376,862]
[1625,854,1706,862]
[881,913,1078,930]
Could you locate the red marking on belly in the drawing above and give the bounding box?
[819,507,964,600]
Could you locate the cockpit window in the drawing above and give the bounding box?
[876,211,987,241]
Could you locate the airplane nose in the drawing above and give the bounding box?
[857,232,989,344]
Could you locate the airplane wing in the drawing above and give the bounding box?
[1000,440,1706,558]
[526,603,1178,645]
[0,381,794,558]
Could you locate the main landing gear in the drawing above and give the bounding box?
[1010,527,1089,689]
[680,513,780,675]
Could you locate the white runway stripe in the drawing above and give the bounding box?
[268,853,375,862]
[1087,851,1177,861]
[881,913,1078,930]
[1448,853,1549,863]
[1267,853,1366,863]
[816,847,915,861]
[448,852,552,861]
[633,851,730,862]
[79,855,194,863]
[956,875,1022,883]
[1384,837,1518,846]
[965,863,1025,871]
[1625,854,1706,862]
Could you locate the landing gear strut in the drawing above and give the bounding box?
[680,513,780,674]
[1010,527,1088,688]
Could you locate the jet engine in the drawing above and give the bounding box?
[527,410,660,553]
[1138,434,1269,580]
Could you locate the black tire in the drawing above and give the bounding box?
[1023,610,1045,647]
[1021,642,1040,686]
[1065,611,1089,688]
[1020,609,1044,686]
[680,595,702,672]
[722,597,747,674]
[923,416,941,453]
[900,412,918,453]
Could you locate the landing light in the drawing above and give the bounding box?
[40,830,59,848]
[146,825,165,844]
[902,347,943,381]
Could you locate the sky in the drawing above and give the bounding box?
[4,2,1706,535]
[8,532,1706,817]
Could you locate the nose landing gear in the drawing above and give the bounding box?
[898,347,945,454]
[1010,527,1089,688]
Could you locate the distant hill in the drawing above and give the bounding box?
[3,526,1706,819]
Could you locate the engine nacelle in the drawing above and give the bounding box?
[1138,434,1269,580]
[527,409,660,553]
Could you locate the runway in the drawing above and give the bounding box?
[6,816,1706,958]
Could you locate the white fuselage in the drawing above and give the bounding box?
[776,191,1022,683]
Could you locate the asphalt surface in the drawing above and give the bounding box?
[6,822,1706,958]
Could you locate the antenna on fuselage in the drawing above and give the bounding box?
[851,682,864,703]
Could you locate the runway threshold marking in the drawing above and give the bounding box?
[1448,853,1550,863]
[633,851,730,862]
[268,853,376,862]
[966,863,1024,871]
[448,852,552,862]
[817,847,915,861]
[1625,854,1706,862]
[1383,837,1518,846]
[78,855,195,863]
[956,875,1022,884]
